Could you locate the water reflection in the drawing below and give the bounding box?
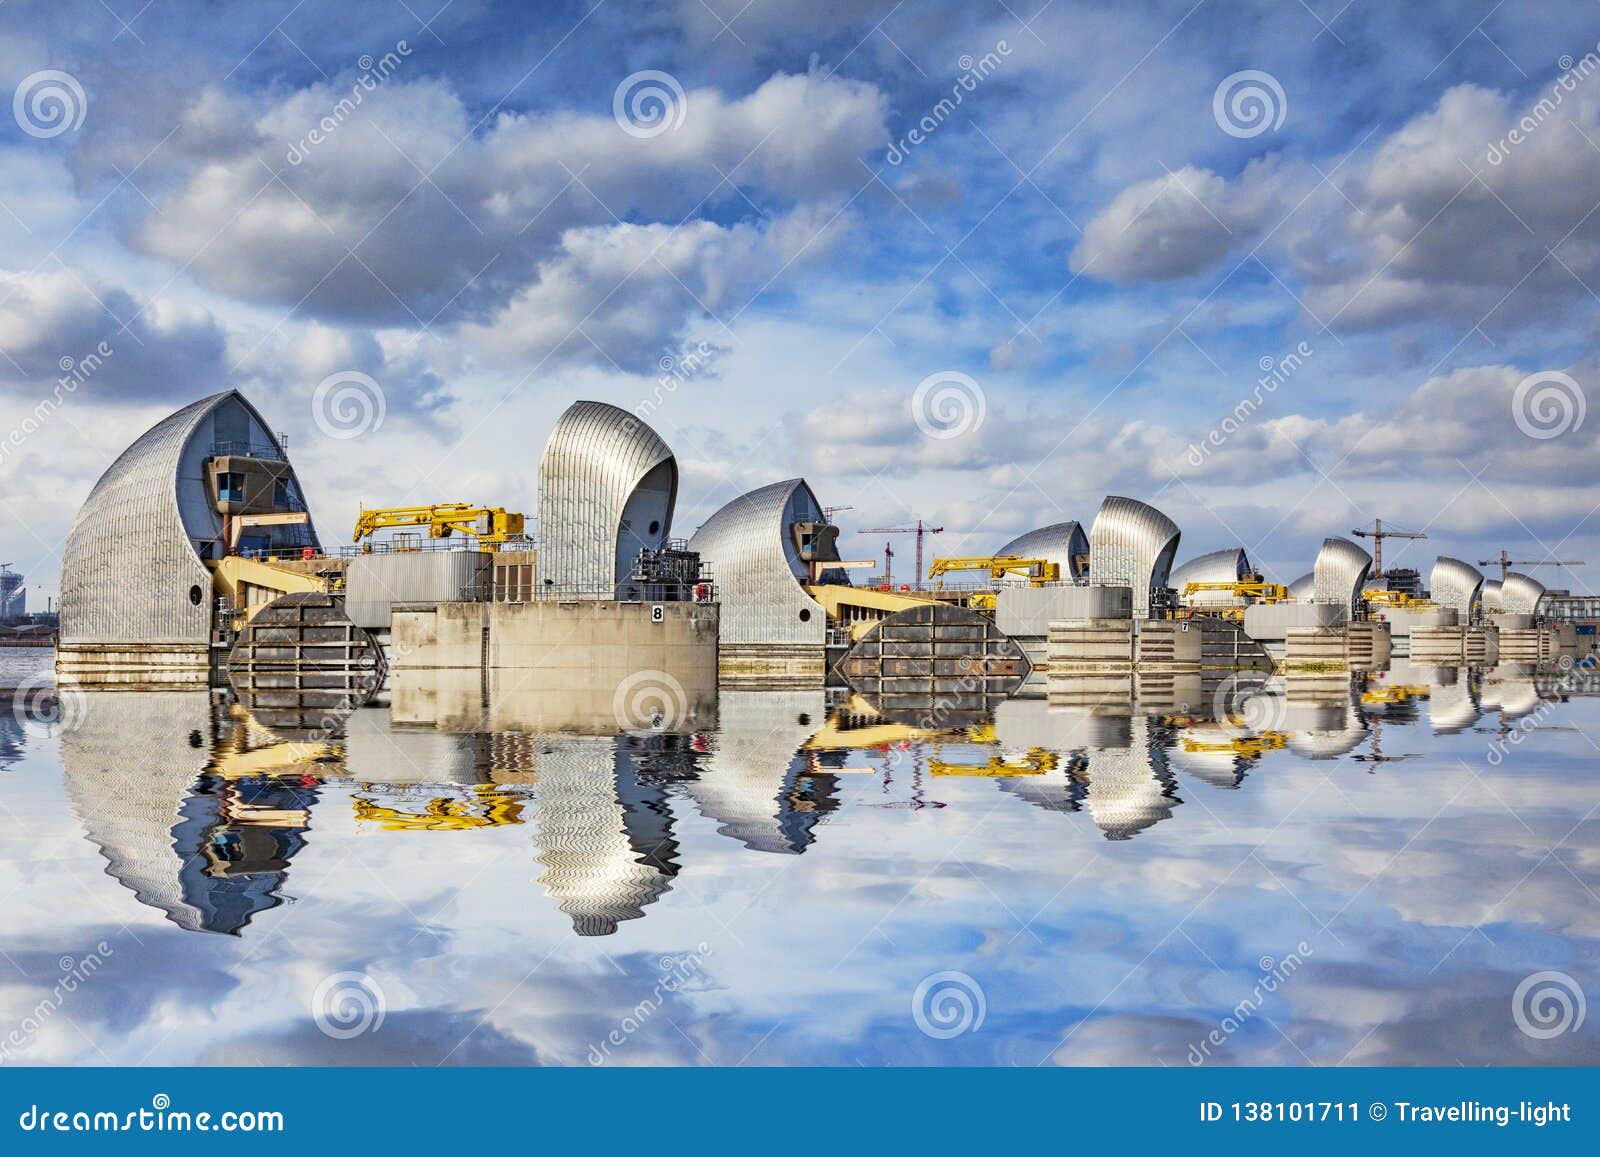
[59,692,312,935]
[48,658,1588,941]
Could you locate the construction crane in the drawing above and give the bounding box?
[1477,549,1587,584]
[928,556,1061,586]
[823,505,854,517]
[352,503,526,551]
[859,519,944,591]
[1352,517,1427,577]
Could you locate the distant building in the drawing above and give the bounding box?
[0,568,22,620]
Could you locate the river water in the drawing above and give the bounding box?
[1,661,1596,1067]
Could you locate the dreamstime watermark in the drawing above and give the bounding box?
[1212,70,1287,138]
[634,340,715,422]
[312,370,386,439]
[13,69,86,138]
[1486,654,1595,765]
[613,669,690,734]
[1487,42,1600,165]
[1511,369,1585,440]
[311,971,386,1039]
[1210,672,1287,737]
[912,970,986,1039]
[9,672,86,739]
[1512,970,1586,1039]
[587,943,713,1064]
[285,41,412,165]
[885,40,1012,165]
[16,1095,283,1134]
[1186,340,1312,467]
[0,942,115,1064]
[1186,942,1313,1064]
[0,340,113,468]
[912,370,986,440]
[613,70,687,139]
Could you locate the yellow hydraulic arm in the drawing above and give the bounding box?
[1181,581,1288,602]
[1362,588,1433,609]
[928,556,1061,585]
[352,503,525,550]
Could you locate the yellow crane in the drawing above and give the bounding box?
[928,556,1061,586]
[1181,580,1287,602]
[352,503,525,550]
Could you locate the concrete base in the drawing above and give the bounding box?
[996,584,1131,636]
[1411,623,1500,664]
[721,642,827,688]
[1045,616,1267,673]
[391,599,719,730]
[1283,620,1392,671]
[1243,601,1346,642]
[55,644,210,688]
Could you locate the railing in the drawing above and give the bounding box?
[212,440,288,460]
[338,535,537,558]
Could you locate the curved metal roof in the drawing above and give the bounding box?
[1286,571,1314,601]
[995,521,1089,582]
[1087,496,1181,617]
[59,390,319,646]
[1312,536,1372,612]
[1078,716,1181,840]
[1430,556,1484,617]
[533,735,678,936]
[686,478,826,645]
[1481,579,1503,612]
[682,690,835,853]
[1500,571,1547,614]
[61,691,304,934]
[1170,547,1252,605]
[536,401,677,596]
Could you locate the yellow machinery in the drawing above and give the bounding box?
[1360,683,1430,706]
[1181,580,1287,603]
[1181,732,1288,757]
[1362,588,1433,610]
[227,510,311,552]
[352,503,525,550]
[352,788,526,831]
[929,747,1059,777]
[211,554,329,627]
[928,556,1061,586]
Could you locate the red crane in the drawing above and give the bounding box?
[859,519,944,591]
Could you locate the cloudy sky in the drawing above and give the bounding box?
[3,0,1600,597]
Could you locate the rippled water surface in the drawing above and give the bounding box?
[2,663,1598,1067]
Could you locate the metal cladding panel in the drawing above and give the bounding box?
[996,521,1089,582]
[1312,536,1372,612]
[1086,496,1181,618]
[1500,571,1547,615]
[996,583,1132,635]
[533,735,676,936]
[1170,547,1251,606]
[686,478,825,645]
[1286,571,1314,601]
[536,401,677,594]
[59,391,320,646]
[344,551,490,628]
[1430,556,1484,616]
[59,692,227,932]
[1482,580,1503,612]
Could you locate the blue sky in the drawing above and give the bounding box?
[3,0,1600,596]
